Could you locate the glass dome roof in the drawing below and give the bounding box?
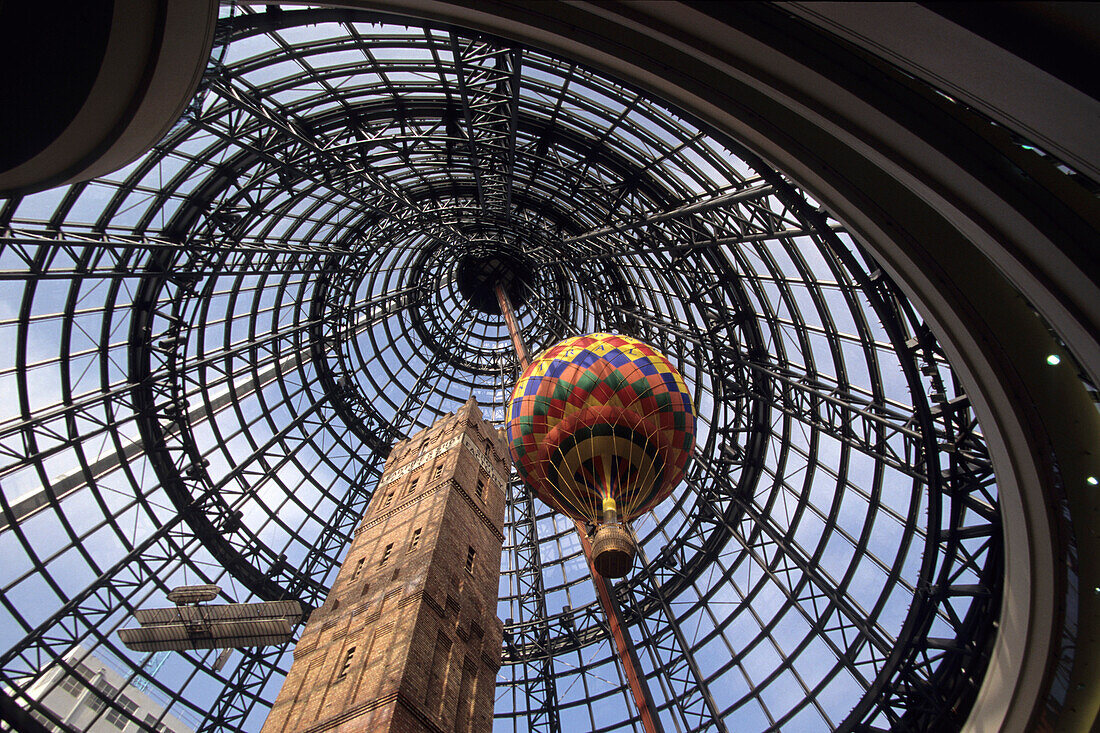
[0,6,1001,732]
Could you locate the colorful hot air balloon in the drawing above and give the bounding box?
[506,333,696,577]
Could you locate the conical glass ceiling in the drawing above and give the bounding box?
[0,6,1001,732]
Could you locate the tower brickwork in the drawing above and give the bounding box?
[261,398,508,733]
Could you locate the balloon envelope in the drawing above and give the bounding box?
[506,333,695,523]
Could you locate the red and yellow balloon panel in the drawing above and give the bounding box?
[506,333,696,525]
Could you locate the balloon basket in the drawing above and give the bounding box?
[592,524,636,578]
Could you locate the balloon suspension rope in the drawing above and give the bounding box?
[494,284,663,733]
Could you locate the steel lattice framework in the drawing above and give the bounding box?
[0,7,1001,733]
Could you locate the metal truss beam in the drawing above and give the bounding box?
[196,458,385,732]
[450,34,521,215]
[856,389,1001,729]
[0,285,410,535]
[503,478,560,733]
[626,547,729,733]
[0,351,300,533]
[563,180,772,245]
[127,244,427,610]
[0,515,215,733]
[311,264,429,455]
[193,298,457,729]
[197,643,293,732]
[0,224,367,272]
[200,78,469,249]
[685,394,999,730]
[621,303,934,481]
[549,181,804,266]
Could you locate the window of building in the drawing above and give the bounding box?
[405,477,418,495]
[104,696,139,729]
[432,464,444,480]
[475,478,485,501]
[382,491,395,509]
[60,672,85,696]
[465,546,476,574]
[409,528,422,551]
[86,679,117,712]
[351,557,364,580]
[336,646,356,680]
[380,543,394,566]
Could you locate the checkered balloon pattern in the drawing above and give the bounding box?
[506,333,696,524]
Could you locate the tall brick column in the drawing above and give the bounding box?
[261,398,508,733]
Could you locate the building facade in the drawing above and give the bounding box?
[261,398,508,733]
[18,646,194,733]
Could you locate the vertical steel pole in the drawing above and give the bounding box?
[494,284,663,733]
[496,283,531,367]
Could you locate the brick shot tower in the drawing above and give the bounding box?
[261,398,508,733]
